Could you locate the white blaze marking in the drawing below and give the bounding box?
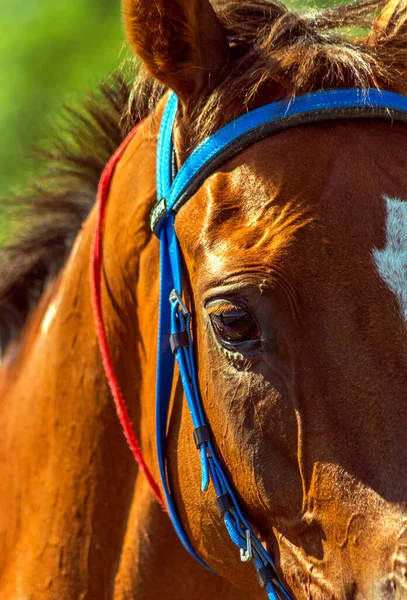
[373,196,407,323]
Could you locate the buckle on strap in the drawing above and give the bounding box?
[240,529,252,563]
[150,197,167,233]
[169,289,189,316]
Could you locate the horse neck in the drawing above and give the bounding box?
[0,120,162,595]
[98,115,162,473]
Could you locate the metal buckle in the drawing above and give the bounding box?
[150,197,167,233]
[169,289,189,316]
[240,529,253,562]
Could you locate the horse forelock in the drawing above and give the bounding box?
[134,0,407,146]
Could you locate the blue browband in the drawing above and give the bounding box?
[153,88,407,600]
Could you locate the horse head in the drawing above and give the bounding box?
[3,1,407,599]
[117,0,407,598]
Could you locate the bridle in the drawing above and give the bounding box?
[91,88,407,600]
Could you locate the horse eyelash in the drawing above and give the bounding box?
[206,302,245,316]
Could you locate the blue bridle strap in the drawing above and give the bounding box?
[154,88,407,599]
[151,87,407,232]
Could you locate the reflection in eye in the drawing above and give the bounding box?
[208,302,260,345]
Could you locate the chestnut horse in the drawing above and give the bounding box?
[2,0,407,598]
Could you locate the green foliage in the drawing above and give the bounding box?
[0,0,125,243]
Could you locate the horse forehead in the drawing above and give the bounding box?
[179,165,372,268]
[177,145,322,263]
[176,120,407,293]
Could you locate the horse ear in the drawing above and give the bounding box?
[369,0,407,43]
[123,0,229,106]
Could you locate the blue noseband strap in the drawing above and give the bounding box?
[153,88,407,599]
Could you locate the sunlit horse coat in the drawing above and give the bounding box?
[2,0,407,598]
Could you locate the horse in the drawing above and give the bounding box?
[2,0,407,597]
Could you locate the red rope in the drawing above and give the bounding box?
[90,122,165,507]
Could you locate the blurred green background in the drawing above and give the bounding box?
[0,0,349,244]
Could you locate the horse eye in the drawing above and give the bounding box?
[209,306,260,345]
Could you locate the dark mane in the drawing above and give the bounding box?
[2,0,407,355]
[0,77,147,355]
